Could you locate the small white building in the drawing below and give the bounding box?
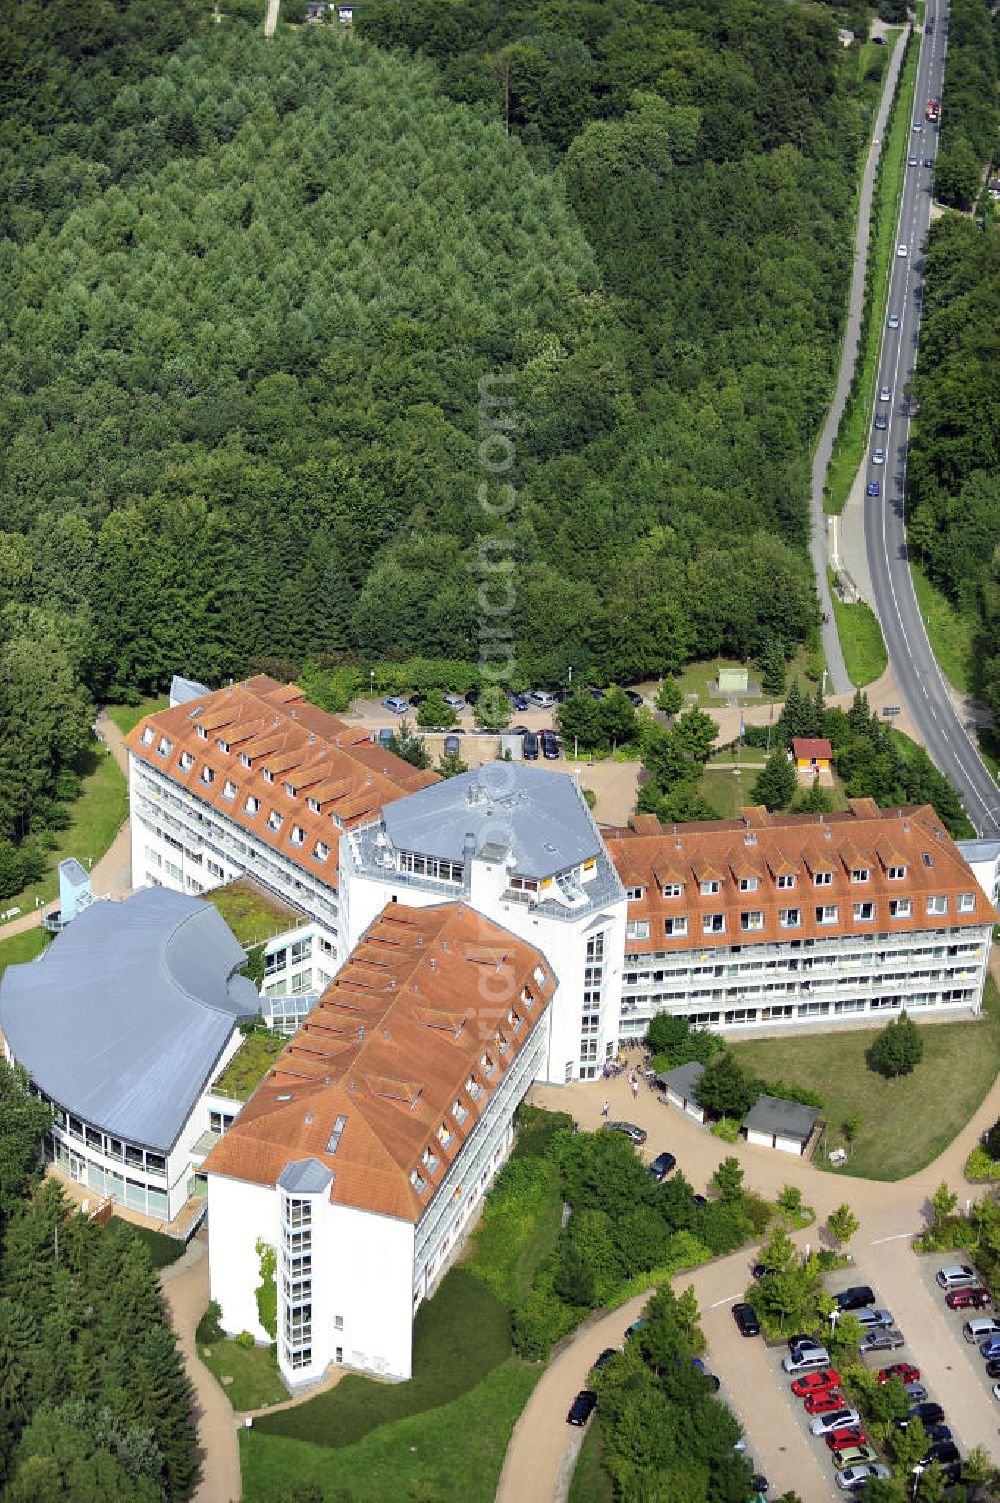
[0,887,259,1221]
[957,838,1000,908]
[204,900,555,1386]
[744,1095,819,1156]
[657,1060,707,1123]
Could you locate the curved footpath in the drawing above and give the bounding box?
[811,24,909,696]
[497,989,1000,1503]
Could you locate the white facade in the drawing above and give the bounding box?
[746,1127,808,1156]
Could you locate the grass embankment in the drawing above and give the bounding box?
[826,29,917,515]
[105,696,169,737]
[909,562,976,694]
[211,1032,287,1100]
[569,1420,614,1503]
[0,744,127,927]
[240,1114,567,1501]
[200,1342,288,1413]
[0,928,49,982]
[126,1223,188,1270]
[829,571,889,687]
[205,879,302,948]
[731,975,1000,1180]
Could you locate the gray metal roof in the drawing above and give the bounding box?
[278,1158,335,1194]
[958,839,1000,863]
[381,763,601,881]
[0,888,258,1152]
[744,1094,819,1142]
[656,1060,705,1097]
[170,674,211,705]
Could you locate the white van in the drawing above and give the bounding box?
[529,690,555,708]
[963,1318,1000,1343]
[936,1264,979,1289]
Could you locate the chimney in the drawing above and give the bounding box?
[904,819,910,832]
[309,733,315,745]
[414,982,419,995]
[383,1028,390,1041]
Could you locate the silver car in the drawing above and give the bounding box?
[836,1463,892,1490]
[856,1308,894,1329]
[860,1328,904,1353]
[810,1408,861,1437]
[872,448,885,465]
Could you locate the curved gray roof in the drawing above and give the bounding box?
[0,887,258,1151]
[382,763,601,880]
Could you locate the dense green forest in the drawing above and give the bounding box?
[0,1062,197,1501]
[0,0,885,857]
[932,0,998,210]
[906,217,1000,721]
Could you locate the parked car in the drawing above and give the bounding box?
[587,688,605,700]
[922,1441,960,1468]
[443,735,460,758]
[787,1334,821,1354]
[925,1425,952,1445]
[408,693,426,707]
[985,1358,1000,1378]
[442,693,465,710]
[529,691,555,708]
[625,690,644,706]
[810,1408,861,1437]
[836,1464,892,1491]
[866,481,881,498]
[649,1151,677,1181]
[464,687,480,706]
[860,1328,905,1353]
[903,1382,928,1402]
[541,729,559,760]
[382,696,408,713]
[855,1309,894,1330]
[835,1287,876,1313]
[992,1381,1000,1402]
[946,1286,991,1310]
[878,1363,919,1384]
[782,1346,831,1376]
[506,691,529,711]
[732,1303,761,1338]
[522,731,539,761]
[832,1444,879,1468]
[791,1369,842,1397]
[592,1348,619,1372]
[963,1317,1000,1343]
[804,1388,846,1415]
[980,1335,1000,1360]
[896,1402,945,1430]
[825,1426,867,1452]
[624,1319,648,1340]
[936,1264,979,1289]
[601,1121,647,1146]
[567,1390,597,1426]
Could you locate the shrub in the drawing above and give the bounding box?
[984,1117,1000,1160]
[236,1330,256,1348]
[511,1283,581,1361]
[196,1299,225,1346]
[255,1240,277,1342]
[710,1118,742,1143]
[965,1145,1000,1182]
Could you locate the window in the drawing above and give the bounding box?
[664,916,687,938]
[700,879,721,896]
[626,886,645,901]
[853,901,874,921]
[266,811,283,832]
[157,737,173,758]
[437,1122,454,1148]
[851,867,870,883]
[741,911,764,932]
[200,766,215,785]
[222,779,237,801]
[889,897,912,918]
[927,895,948,916]
[813,870,833,887]
[779,908,801,929]
[626,919,650,941]
[958,892,976,913]
[422,1147,439,1174]
[140,727,154,746]
[263,768,275,784]
[210,1110,236,1134]
[308,797,320,813]
[410,1169,427,1194]
[179,751,194,771]
[290,825,305,846]
[662,883,682,898]
[739,876,758,893]
[815,904,838,925]
[240,752,251,768]
[217,738,230,753]
[452,1099,468,1125]
[466,1075,482,1101]
[313,840,329,862]
[703,913,725,934]
[776,873,795,889]
[888,864,906,880]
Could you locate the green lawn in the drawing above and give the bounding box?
[700,767,759,819]
[199,1339,288,1412]
[910,562,976,695]
[255,1267,511,1447]
[205,879,302,948]
[826,29,916,515]
[731,976,1000,1180]
[241,1357,539,1503]
[0,928,50,983]
[830,582,889,687]
[569,1418,614,1503]
[0,744,127,928]
[211,1032,287,1101]
[104,696,170,737]
[126,1223,188,1270]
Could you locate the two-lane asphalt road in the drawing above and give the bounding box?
[863,3,1000,837]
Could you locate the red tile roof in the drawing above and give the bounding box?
[606,803,992,953]
[126,677,437,889]
[792,738,833,760]
[202,903,556,1221]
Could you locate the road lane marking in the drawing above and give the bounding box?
[871,1232,911,1245]
[710,1294,740,1308]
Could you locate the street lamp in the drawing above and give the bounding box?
[369,669,375,700]
[568,665,573,689]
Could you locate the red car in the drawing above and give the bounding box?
[877,1362,920,1384]
[803,1388,846,1415]
[946,1287,991,1310]
[825,1426,867,1451]
[791,1368,841,1398]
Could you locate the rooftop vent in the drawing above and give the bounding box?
[326,1114,348,1153]
[383,1028,390,1041]
[430,958,437,972]
[305,1112,313,1126]
[276,1093,293,1102]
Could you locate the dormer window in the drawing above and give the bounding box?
[776,873,795,890]
[626,886,645,901]
[196,725,207,740]
[314,840,329,862]
[496,1031,510,1056]
[466,1075,482,1101]
[452,1100,468,1125]
[284,782,297,798]
[308,797,320,814]
[263,768,274,785]
[700,879,721,896]
[888,864,906,880]
[422,1146,439,1174]
[480,1051,496,1077]
[140,727,154,746]
[218,739,230,753]
[851,868,870,883]
[200,766,215,785]
[157,737,173,758]
[240,753,251,768]
[410,1169,427,1194]
[739,876,758,893]
[245,795,260,816]
[179,751,194,772]
[222,779,237,801]
[662,883,682,898]
[266,811,283,833]
[813,871,833,887]
[437,1122,453,1148]
[290,825,305,846]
